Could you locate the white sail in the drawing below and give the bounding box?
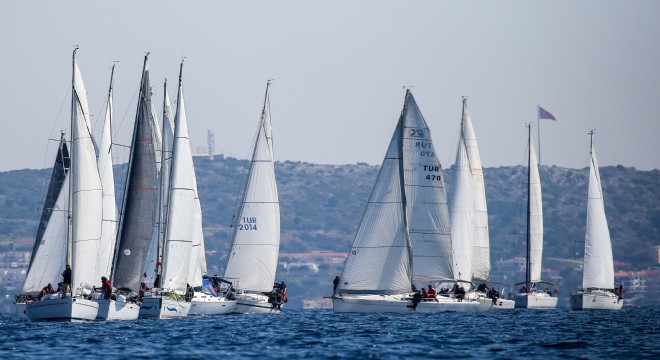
[461,101,490,281]
[70,60,104,291]
[22,175,70,292]
[187,192,206,287]
[528,136,543,283]
[144,85,175,286]
[582,144,614,289]
[97,66,118,279]
[401,92,454,283]
[449,136,475,283]
[224,82,281,293]
[161,69,194,294]
[338,119,411,294]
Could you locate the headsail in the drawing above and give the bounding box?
[97,65,118,279]
[22,136,70,293]
[223,81,281,293]
[582,140,614,289]
[160,62,194,294]
[112,55,159,293]
[527,129,543,284]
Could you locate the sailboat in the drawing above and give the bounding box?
[14,133,70,318]
[99,56,159,321]
[513,124,558,309]
[139,61,195,319]
[26,49,106,321]
[451,99,514,310]
[332,90,480,313]
[569,131,623,310]
[222,81,285,314]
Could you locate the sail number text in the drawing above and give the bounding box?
[424,165,442,181]
[415,141,435,157]
[238,217,258,230]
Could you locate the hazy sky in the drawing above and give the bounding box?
[2,1,659,172]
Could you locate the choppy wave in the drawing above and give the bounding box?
[1,307,658,359]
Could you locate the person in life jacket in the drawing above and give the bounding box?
[427,285,439,302]
[39,283,54,299]
[101,276,112,299]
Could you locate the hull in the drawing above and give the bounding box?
[96,296,140,320]
[465,291,515,311]
[332,294,482,313]
[569,291,623,310]
[189,292,236,315]
[26,296,98,322]
[139,295,191,319]
[14,301,28,318]
[514,292,558,309]
[233,293,282,314]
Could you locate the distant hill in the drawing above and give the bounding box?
[1,156,659,308]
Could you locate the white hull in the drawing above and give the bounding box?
[570,291,623,310]
[26,297,98,322]
[96,297,140,320]
[514,292,558,309]
[233,293,282,314]
[332,294,482,313]
[14,302,28,318]
[138,295,191,319]
[189,292,236,315]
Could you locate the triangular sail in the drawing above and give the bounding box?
[161,65,194,294]
[22,139,70,293]
[449,136,475,283]
[223,82,281,293]
[338,118,411,294]
[144,83,175,286]
[401,92,454,283]
[528,134,543,283]
[112,56,159,293]
[582,143,614,289]
[97,65,118,279]
[70,56,104,291]
[462,100,490,281]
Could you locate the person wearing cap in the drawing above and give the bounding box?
[101,276,112,299]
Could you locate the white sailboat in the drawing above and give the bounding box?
[570,131,623,310]
[333,90,480,313]
[140,61,194,319]
[514,124,558,309]
[27,49,105,321]
[14,134,70,318]
[222,81,285,314]
[452,99,514,310]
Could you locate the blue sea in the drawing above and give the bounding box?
[1,307,658,359]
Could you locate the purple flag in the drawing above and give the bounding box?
[538,106,556,121]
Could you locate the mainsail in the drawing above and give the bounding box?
[112,55,159,293]
[22,136,70,293]
[527,129,543,284]
[461,100,490,281]
[582,141,614,290]
[70,53,104,291]
[402,92,454,283]
[223,81,281,293]
[97,65,118,279]
[160,62,194,294]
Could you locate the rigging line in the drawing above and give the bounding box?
[113,85,140,142]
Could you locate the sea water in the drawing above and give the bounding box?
[0,307,658,359]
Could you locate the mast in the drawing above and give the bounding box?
[525,123,532,292]
[66,47,78,268]
[400,89,413,287]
